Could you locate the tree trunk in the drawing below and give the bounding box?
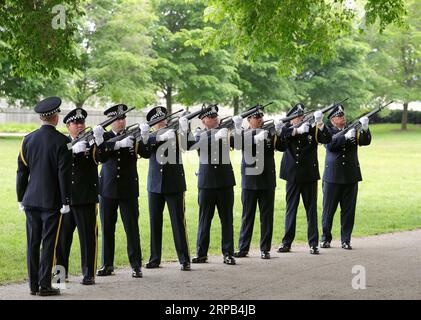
[233,96,239,115]
[401,102,408,130]
[165,86,172,115]
[75,100,85,109]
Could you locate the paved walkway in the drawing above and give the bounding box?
[1,230,420,300]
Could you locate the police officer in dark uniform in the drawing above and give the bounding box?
[276,103,331,254]
[143,107,191,271]
[16,97,72,296]
[97,104,150,278]
[56,108,107,285]
[321,105,371,250]
[232,109,280,259]
[184,105,236,265]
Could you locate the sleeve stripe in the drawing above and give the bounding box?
[20,138,28,166]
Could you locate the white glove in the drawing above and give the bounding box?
[232,116,243,132]
[314,110,323,124]
[157,129,175,142]
[215,128,228,141]
[360,116,369,131]
[93,125,104,146]
[253,130,267,144]
[18,202,25,212]
[179,116,189,132]
[274,120,285,133]
[60,205,70,214]
[72,141,87,154]
[114,136,134,150]
[140,123,150,142]
[345,128,356,140]
[296,122,310,135]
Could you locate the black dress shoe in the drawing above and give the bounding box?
[192,256,208,264]
[321,241,331,248]
[132,267,143,278]
[277,244,291,253]
[233,250,248,258]
[81,277,95,285]
[261,251,270,259]
[180,262,191,271]
[38,287,61,296]
[310,246,320,255]
[223,254,236,265]
[97,266,114,276]
[30,288,39,296]
[342,242,353,250]
[145,261,160,269]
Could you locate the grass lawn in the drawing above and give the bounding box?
[0,123,420,284]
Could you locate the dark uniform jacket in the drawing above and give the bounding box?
[16,125,72,210]
[234,129,277,190]
[276,124,332,183]
[146,133,186,194]
[187,129,236,189]
[99,131,150,199]
[67,136,108,205]
[323,126,371,184]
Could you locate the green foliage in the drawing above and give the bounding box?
[0,0,82,76]
[294,37,387,113]
[234,56,297,113]
[204,0,406,73]
[151,0,240,112]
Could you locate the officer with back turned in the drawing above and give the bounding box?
[16,97,72,296]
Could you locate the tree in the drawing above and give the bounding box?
[151,0,240,113]
[363,0,421,130]
[42,0,158,109]
[232,56,297,114]
[204,0,407,74]
[293,37,389,116]
[0,0,82,76]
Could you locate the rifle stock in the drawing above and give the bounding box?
[67,106,135,150]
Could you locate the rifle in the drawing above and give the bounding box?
[258,110,313,133]
[66,106,135,150]
[156,104,213,132]
[217,102,273,130]
[332,101,393,139]
[292,98,349,129]
[107,109,184,143]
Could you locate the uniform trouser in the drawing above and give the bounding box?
[238,189,275,252]
[148,192,190,265]
[282,181,319,247]
[56,204,98,279]
[99,196,142,269]
[197,187,234,257]
[321,182,358,243]
[25,208,62,291]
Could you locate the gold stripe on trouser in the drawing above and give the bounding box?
[94,204,99,278]
[52,214,63,269]
[182,192,190,254]
[357,130,360,145]
[93,145,99,165]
